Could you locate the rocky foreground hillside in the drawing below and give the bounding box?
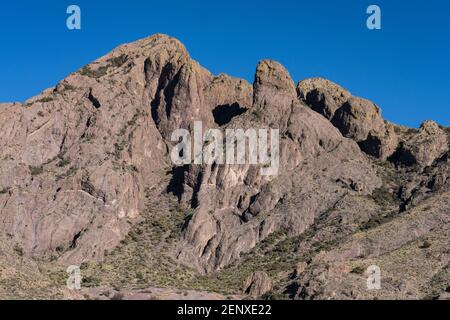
[0,34,449,300]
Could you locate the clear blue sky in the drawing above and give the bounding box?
[0,0,449,127]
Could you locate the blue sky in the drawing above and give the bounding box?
[0,1,449,127]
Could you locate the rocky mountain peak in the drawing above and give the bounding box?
[297,77,351,120]
[254,60,296,94]
[0,34,449,300]
[252,60,297,127]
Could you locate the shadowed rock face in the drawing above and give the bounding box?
[298,78,351,120]
[242,271,272,298]
[389,121,448,167]
[177,60,380,273]
[299,78,398,160]
[0,34,449,300]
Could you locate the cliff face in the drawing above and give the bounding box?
[0,34,448,300]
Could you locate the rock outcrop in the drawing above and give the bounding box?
[299,78,398,160]
[0,34,253,266]
[177,60,380,273]
[242,271,273,298]
[0,34,448,300]
[298,78,351,120]
[390,121,448,167]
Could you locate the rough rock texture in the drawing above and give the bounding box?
[390,121,448,167]
[290,190,450,300]
[299,78,398,160]
[242,271,272,298]
[298,78,351,120]
[0,34,252,267]
[0,34,449,300]
[293,262,308,278]
[1,36,173,265]
[177,60,380,273]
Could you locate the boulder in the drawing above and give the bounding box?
[391,121,448,167]
[292,261,308,278]
[298,78,351,120]
[242,271,273,298]
[299,79,398,160]
[331,97,398,160]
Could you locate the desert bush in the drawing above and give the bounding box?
[29,165,44,176]
[350,266,365,274]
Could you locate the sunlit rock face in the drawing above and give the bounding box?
[1,34,449,300]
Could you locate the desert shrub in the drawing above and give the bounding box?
[36,96,53,103]
[252,110,263,120]
[80,65,109,78]
[0,187,10,194]
[57,158,70,167]
[82,275,100,287]
[350,266,365,274]
[261,291,289,300]
[29,165,44,176]
[80,55,127,79]
[56,166,77,180]
[13,244,24,256]
[107,54,128,68]
[371,187,399,207]
[360,210,398,231]
[62,84,76,91]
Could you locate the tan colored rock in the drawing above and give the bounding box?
[332,97,385,142]
[178,60,381,273]
[298,78,351,119]
[331,97,398,160]
[299,79,398,160]
[253,60,297,125]
[1,34,447,301]
[0,34,184,264]
[293,261,308,278]
[438,292,450,300]
[205,74,253,126]
[392,121,448,167]
[242,271,273,298]
[358,122,399,160]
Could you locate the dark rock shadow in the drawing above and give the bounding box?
[387,143,417,166]
[284,282,301,299]
[212,103,247,126]
[167,165,189,202]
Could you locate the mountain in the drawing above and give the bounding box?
[0,34,448,300]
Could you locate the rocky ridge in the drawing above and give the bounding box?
[0,34,448,300]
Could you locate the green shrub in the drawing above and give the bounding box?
[350,266,365,274]
[0,187,10,194]
[13,244,24,256]
[57,158,70,167]
[80,65,109,78]
[252,110,263,120]
[82,275,100,287]
[371,187,399,207]
[107,54,128,68]
[29,165,44,176]
[62,84,76,91]
[36,97,53,103]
